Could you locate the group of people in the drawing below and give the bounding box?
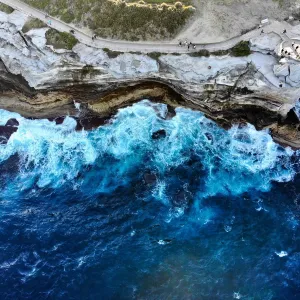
[280,41,300,58]
[178,40,196,50]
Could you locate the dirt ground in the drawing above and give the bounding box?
[175,0,297,43]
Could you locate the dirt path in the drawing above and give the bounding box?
[0,0,293,53]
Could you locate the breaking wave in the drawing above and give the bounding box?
[0,100,299,299]
[0,100,296,201]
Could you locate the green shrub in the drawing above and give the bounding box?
[230,41,251,57]
[188,49,210,57]
[22,18,47,33]
[102,48,123,58]
[46,29,78,50]
[0,3,14,13]
[147,52,163,60]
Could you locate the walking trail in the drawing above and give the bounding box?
[0,0,295,53]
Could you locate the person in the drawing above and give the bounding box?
[279,83,283,88]
[283,29,287,34]
[281,49,284,53]
[193,44,196,50]
[187,44,190,51]
[184,40,188,46]
[292,42,295,47]
[258,24,262,29]
[260,29,264,34]
[179,41,182,46]
[296,46,299,50]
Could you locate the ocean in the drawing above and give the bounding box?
[0,100,299,299]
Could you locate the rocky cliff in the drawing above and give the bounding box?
[0,10,300,148]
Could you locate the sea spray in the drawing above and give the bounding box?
[0,100,297,200]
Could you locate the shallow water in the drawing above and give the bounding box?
[0,100,299,299]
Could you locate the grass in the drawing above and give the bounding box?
[22,18,47,33]
[23,0,194,41]
[0,3,14,13]
[45,29,78,50]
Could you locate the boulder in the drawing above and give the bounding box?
[0,125,18,144]
[273,64,289,77]
[152,129,166,139]
[5,118,19,127]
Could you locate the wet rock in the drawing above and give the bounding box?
[284,108,300,125]
[75,116,108,131]
[143,172,157,185]
[152,129,166,140]
[0,153,20,174]
[205,132,213,141]
[5,118,19,127]
[54,116,65,125]
[0,125,18,144]
[166,105,176,119]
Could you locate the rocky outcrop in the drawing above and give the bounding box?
[0,9,300,148]
[0,118,19,144]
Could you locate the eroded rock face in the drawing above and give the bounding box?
[159,54,249,83]
[0,10,300,148]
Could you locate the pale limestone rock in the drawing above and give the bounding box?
[109,53,158,77]
[159,54,248,83]
[250,33,282,52]
[273,64,289,77]
[73,43,108,65]
[25,28,48,49]
[287,64,300,86]
[7,10,28,30]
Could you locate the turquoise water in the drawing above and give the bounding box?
[0,100,299,299]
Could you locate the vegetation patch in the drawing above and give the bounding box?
[23,0,194,41]
[147,52,164,60]
[230,41,251,57]
[188,49,210,57]
[0,3,14,13]
[22,18,47,33]
[45,29,78,50]
[103,48,123,58]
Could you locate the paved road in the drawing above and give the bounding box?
[0,0,292,53]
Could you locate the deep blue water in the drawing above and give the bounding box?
[0,100,299,299]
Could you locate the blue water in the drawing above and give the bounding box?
[0,100,299,299]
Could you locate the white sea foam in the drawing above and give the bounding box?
[275,251,288,257]
[0,101,297,202]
